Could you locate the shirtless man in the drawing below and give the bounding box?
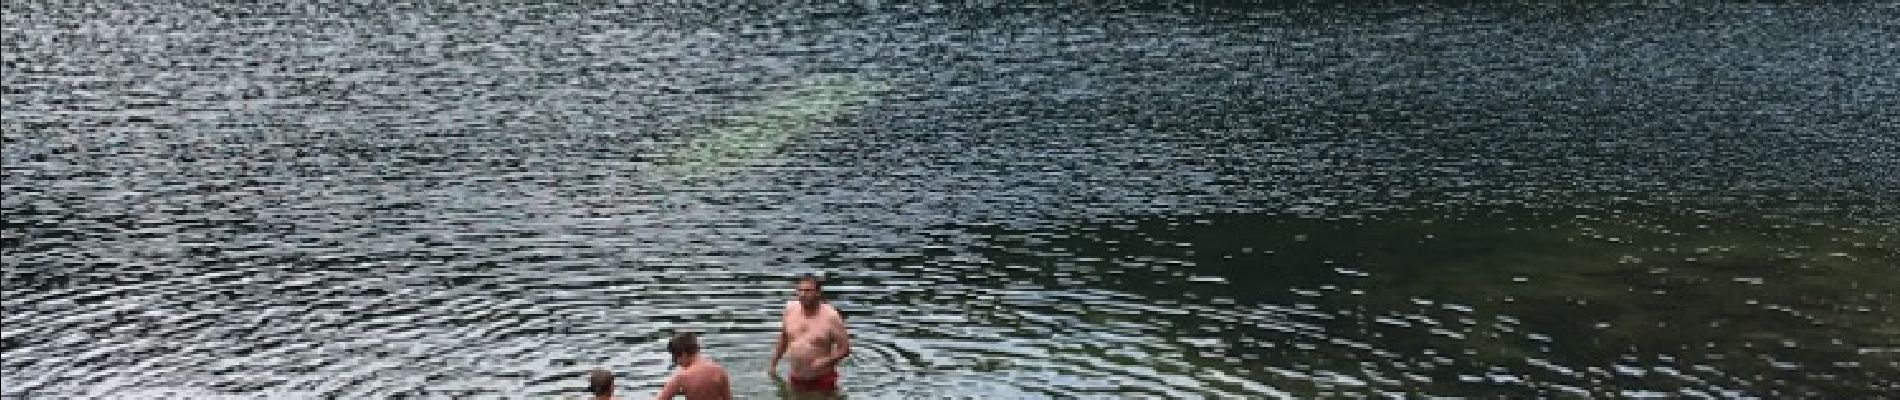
[768,275,851,393]
[654,332,732,400]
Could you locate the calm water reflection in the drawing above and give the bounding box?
[4,1,1897,398]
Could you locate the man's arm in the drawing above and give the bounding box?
[716,373,733,400]
[815,313,851,370]
[768,326,788,375]
[652,375,679,400]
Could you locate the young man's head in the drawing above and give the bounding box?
[667,332,700,367]
[587,369,614,398]
[795,274,824,311]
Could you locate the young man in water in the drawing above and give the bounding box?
[768,274,851,393]
[654,332,732,399]
[589,369,617,400]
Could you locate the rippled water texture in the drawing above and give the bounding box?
[5,1,1898,398]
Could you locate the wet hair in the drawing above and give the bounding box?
[588,369,613,397]
[667,332,699,358]
[797,274,823,291]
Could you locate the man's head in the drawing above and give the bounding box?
[667,331,699,367]
[587,369,614,398]
[795,274,824,311]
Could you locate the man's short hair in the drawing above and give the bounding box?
[798,274,822,290]
[588,369,613,397]
[667,332,699,358]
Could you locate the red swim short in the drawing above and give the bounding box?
[789,371,840,392]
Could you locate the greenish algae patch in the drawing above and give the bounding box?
[659,75,890,177]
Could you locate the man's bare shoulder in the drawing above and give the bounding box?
[778,301,798,320]
[684,359,729,382]
[822,304,846,322]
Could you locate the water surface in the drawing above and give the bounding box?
[4,1,1897,398]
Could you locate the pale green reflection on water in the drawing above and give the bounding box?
[662,75,889,177]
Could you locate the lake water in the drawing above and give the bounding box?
[4,1,1897,398]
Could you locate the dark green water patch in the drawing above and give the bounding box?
[958,203,1898,396]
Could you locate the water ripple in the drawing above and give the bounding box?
[7,1,1899,398]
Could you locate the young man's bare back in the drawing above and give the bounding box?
[655,333,731,400]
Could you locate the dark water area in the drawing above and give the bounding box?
[4,1,1898,398]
